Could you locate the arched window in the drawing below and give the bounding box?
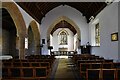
[59,31,68,45]
[95,23,100,46]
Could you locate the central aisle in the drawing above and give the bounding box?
[54,58,76,80]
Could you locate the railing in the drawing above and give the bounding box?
[51,51,76,56]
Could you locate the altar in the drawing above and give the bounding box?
[59,48,68,51]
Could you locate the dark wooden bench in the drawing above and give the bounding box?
[2,67,47,80]
[116,68,120,80]
[79,62,114,78]
[86,69,117,80]
[113,62,120,68]
[86,69,100,80]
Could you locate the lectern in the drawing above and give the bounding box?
[80,45,91,54]
[48,46,53,55]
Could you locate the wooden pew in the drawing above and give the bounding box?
[86,69,100,80]
[79,62,114,78]
[86,69,116,80]
[2,55,56,80]
[2,61,52,78]
[102,62,113,69]
[91,63,102,69]
[80,63,91,78]
[116,68,120,80]
[10,67,22,79]
[2,62,13,67]
[113,62,120,68]
[2,67,47,80]
[102,69,116,80]
[13,62,22,67]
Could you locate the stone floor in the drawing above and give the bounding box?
[49,57,82,80]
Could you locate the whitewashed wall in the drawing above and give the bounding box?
[74,34,78,51]
[52,28,74,51]
[15,3,40,29]
[89,2,118,61]
[40,5,89,54]
[118,2,120,60]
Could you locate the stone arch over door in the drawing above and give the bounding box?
[28,20,40,55]
[1,2,26,59]
[47,16,81,50]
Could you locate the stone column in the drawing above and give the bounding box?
[19,35,25,59]
[34,37,40,55]
[35,44,40,55]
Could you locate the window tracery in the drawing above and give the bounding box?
[59,30,68,45]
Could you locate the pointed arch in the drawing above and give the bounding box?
[47,16,81,47]
[57,29,69,35]
[1,2,26,59]
[28,20,40,55]
[1,2,26,37]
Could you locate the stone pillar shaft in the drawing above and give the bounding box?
[19,36,25,59]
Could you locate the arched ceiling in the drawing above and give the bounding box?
[51,20,77,35]
[16,2,107,23]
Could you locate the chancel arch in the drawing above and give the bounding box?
[1,2,26,59]
[47,16,81,51]
[27,20,40,55]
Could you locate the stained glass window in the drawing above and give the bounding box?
[95,23,100,46]
[59,31,67,45]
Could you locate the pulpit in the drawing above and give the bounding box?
[80,45,91,54]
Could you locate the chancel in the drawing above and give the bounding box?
[1,1,120,80]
